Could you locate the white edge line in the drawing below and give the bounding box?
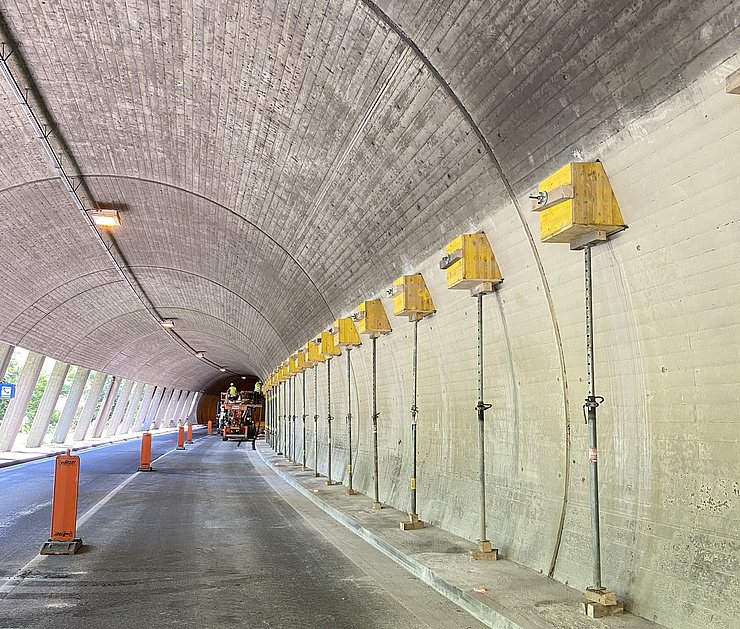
[0,434,205,603]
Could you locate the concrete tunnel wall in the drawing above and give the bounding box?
[265,59,739,629]
[0,0,735,625]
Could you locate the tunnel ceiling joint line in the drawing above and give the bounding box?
[0,29,227,375]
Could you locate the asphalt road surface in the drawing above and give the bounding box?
[0,431,484,628]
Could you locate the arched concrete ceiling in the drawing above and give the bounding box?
[0,0,735,390]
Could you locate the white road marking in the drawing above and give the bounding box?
[0,437,202,603]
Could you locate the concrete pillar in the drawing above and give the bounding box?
[53,367,90,443]
[91,376,120,439]
[131,384,154,432]
[105,379,134,436]
[187,391,202,423]
[176,391,195,425]
[72,371,108,442]
[0,342,14,381]
[153,388,175,429]
[118,382,145,434]
[0,351,45,452]
[158,389,179,428]
[141,386,165,431]
[168,390,189,426]
[26,360,70,448]
[163,389,185,427]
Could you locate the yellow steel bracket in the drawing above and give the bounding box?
[318,330,341,358]
[392,274,436,321]
[291,351,307,374]
[356,299,392,338]
[531,161,626,249]
[295,350,306,372]
[332,317,361,348]
[305,340,325,365]
[440,232,503,296]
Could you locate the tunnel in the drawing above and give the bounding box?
[0,1,738,627]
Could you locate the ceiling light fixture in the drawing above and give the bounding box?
[195,352,205,359]
[90,208,121,227]
[160,319,175,329]
[219,368,226,372]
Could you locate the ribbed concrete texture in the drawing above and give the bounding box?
[52,367,91,444]
[118,382,145,434]
[0,2,736,627]
[0,343,13,380]
[25,360,69,448]
[0,0,736,389]
[269,61,739,627]
[104,379,134,437]
[72,371,108,442]
[0,351,44,451]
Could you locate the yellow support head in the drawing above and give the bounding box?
[318,330,341,358]
[302,342,315,368]
[532,161,626,247]
[306,340,325,364]
[356,299,392,338]
[392,274,436,321]
[332,317,361,348]
[442,232,503,295]
[295,350,306,372]
[289,355,299,375]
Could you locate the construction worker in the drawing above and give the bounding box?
[254,380,262,394]
[227,382,237,401]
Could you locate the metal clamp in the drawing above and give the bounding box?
[476,401,492,412]
[582,395,604,423]
[529,190,548,206]
[439,250,462,270]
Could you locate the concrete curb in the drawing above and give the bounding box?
[0,426,203,469]
[256,445,517,629]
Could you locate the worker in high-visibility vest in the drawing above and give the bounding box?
[254,380,262,394]
[227,383,237,401]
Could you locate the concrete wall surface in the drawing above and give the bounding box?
[0,1,735,626]
[284,59,740,628]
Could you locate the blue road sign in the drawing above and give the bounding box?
[0,383,15,400]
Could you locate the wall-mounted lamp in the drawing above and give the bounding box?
[90,208,121,227]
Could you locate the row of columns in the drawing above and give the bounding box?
[0,345,201,452]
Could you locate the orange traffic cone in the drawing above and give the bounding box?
[138,432,155,471]
[40,450,82,555]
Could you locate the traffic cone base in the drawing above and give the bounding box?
[40,538,82,555]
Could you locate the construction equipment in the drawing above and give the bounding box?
[219,390,263,442]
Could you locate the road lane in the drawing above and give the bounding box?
[0,430,207,579]
[0,433,484,628]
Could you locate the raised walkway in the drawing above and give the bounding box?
[256,442,661,629]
